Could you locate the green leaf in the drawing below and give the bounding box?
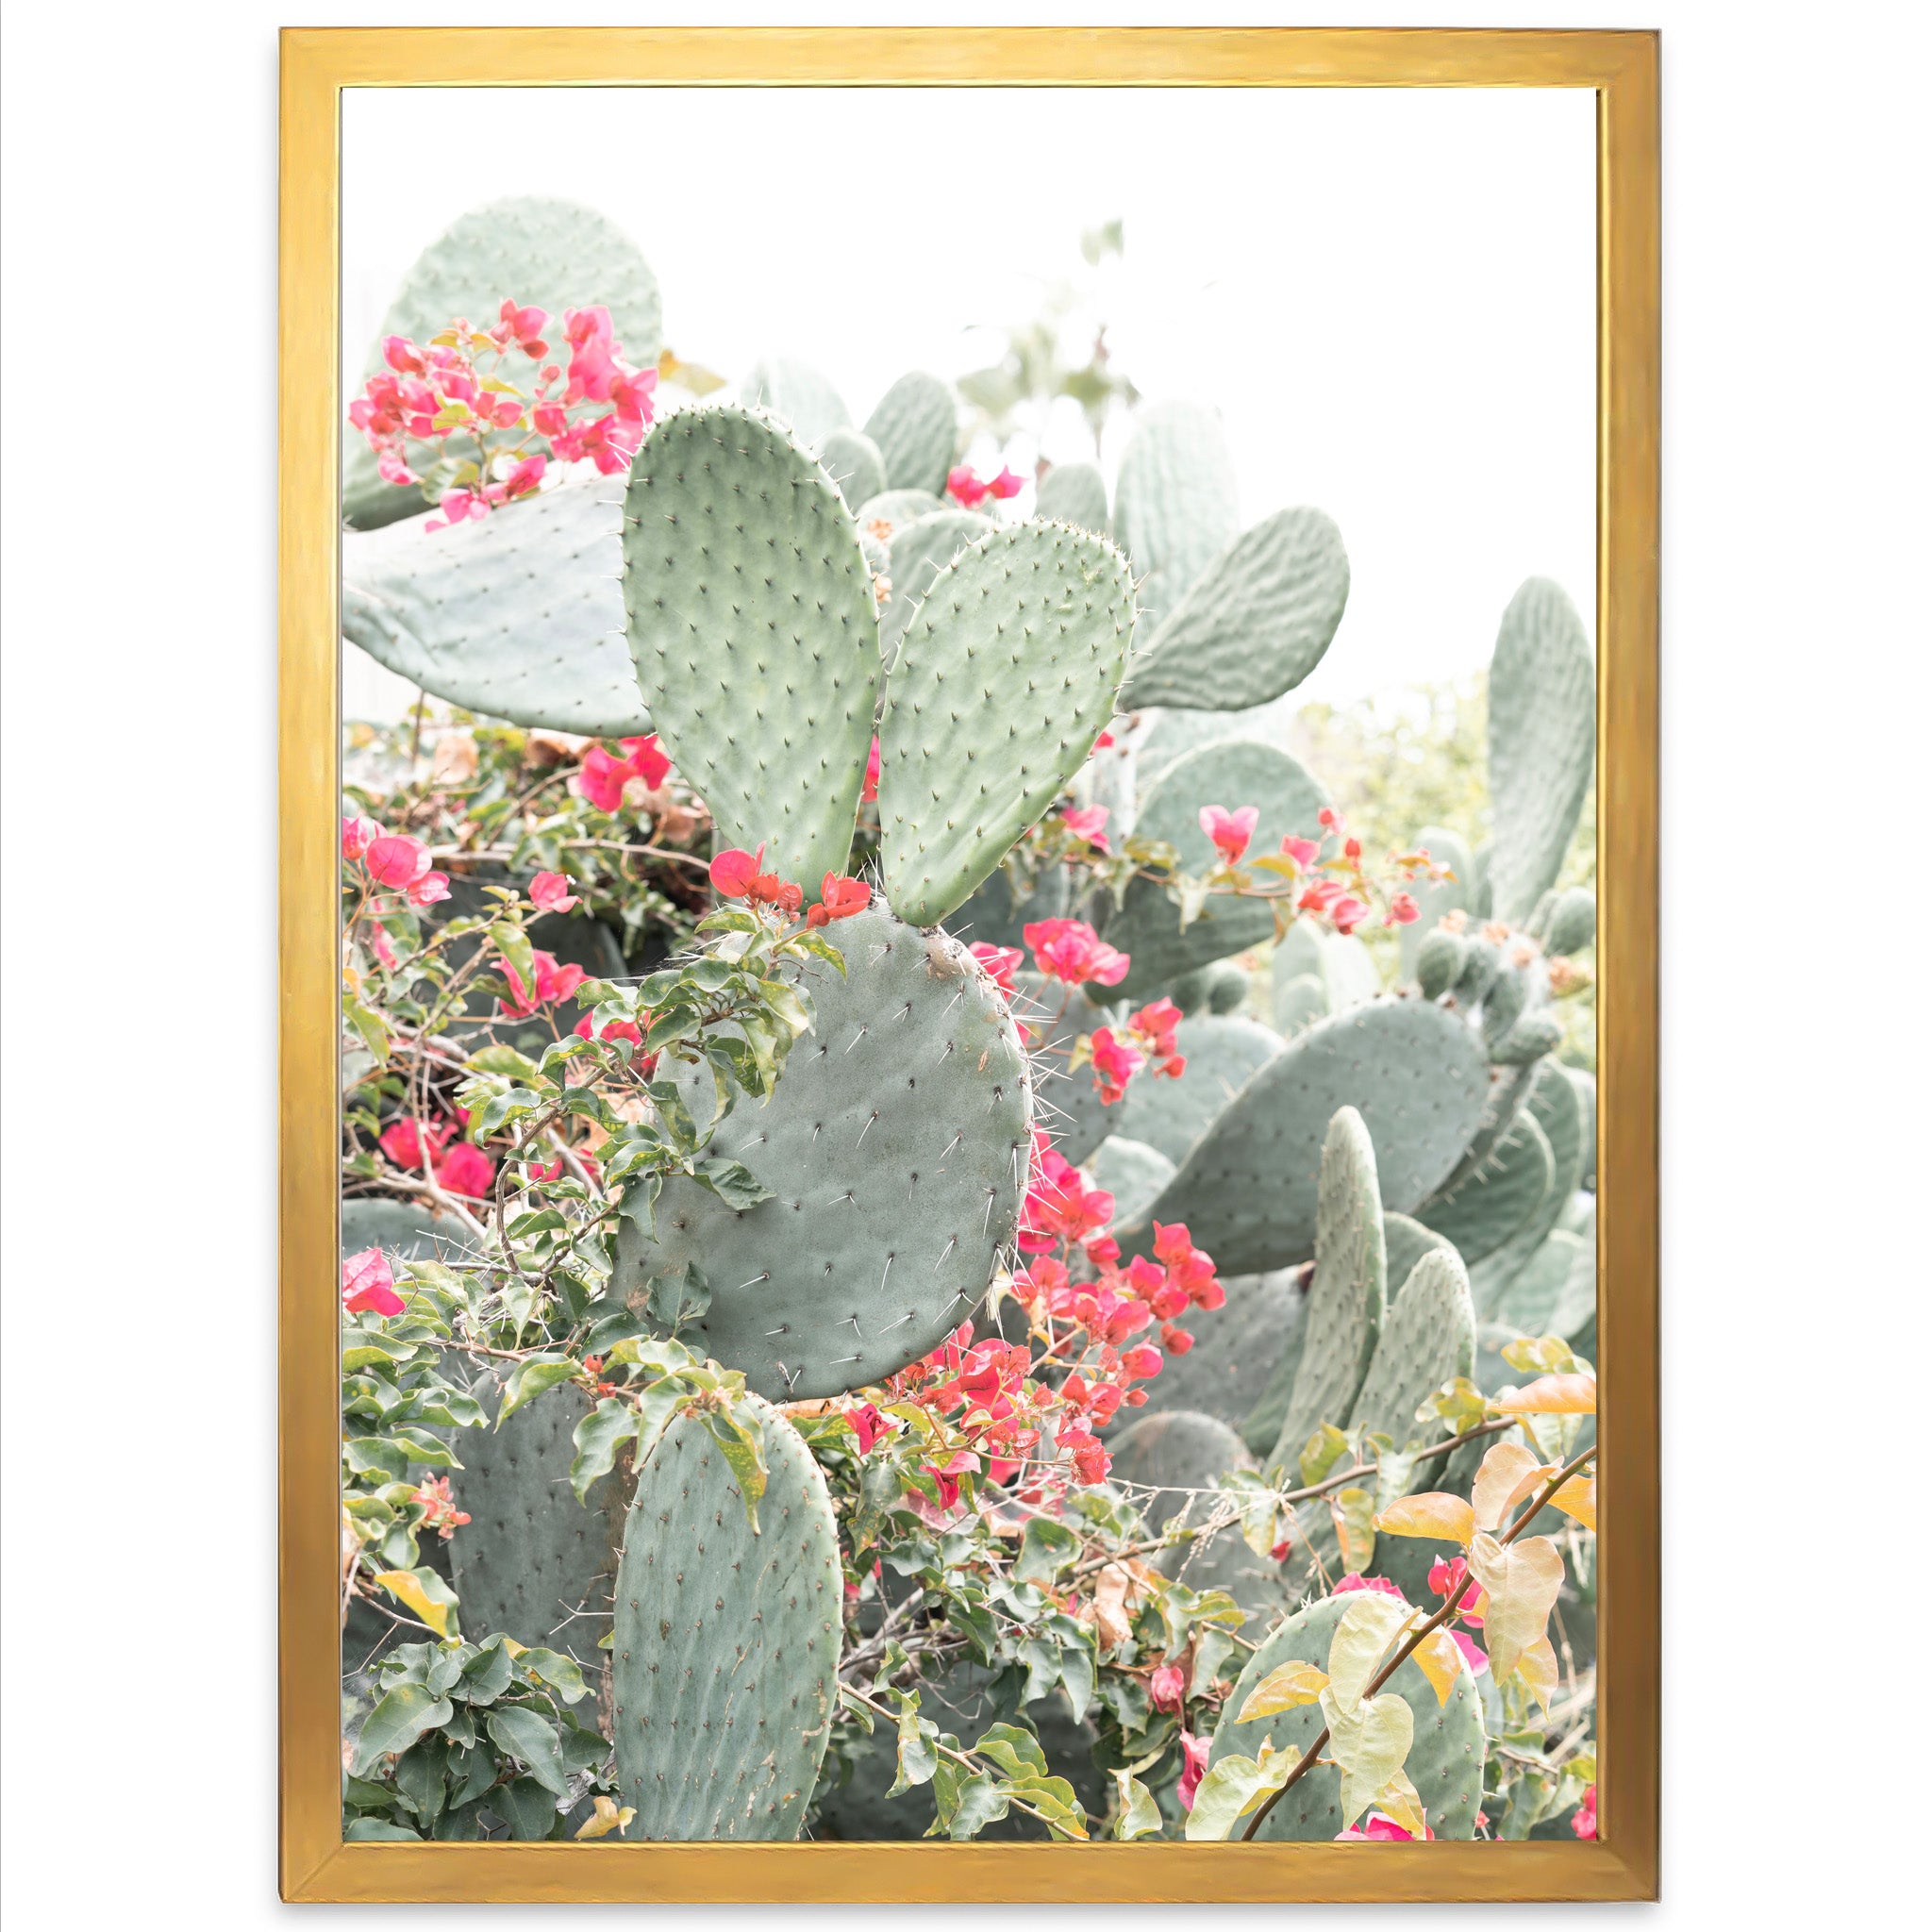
[491,1775,560,1840]
[972,1723,1048,1782]
[645,1260,711,1336]
[491,923,536,995]
[1015,1515,1079,1584]
[372,1567,461,1641]
[570,1397,639,1502]
[1112,1770,1163,1840]
[468,1044,542,1080]
[691,1158,774,1210]
[700,1405,768,1530]
[485,1707,571,1796]
[1183,1745,1301,1841]
[352,1683,454,1777]
[496,1357,576,1425]
[1298,1423,1352,1491]
[515,1649,591,1705]
[344,1816,423,1840]
[343,1437,409,1482]
[887,1696,940,1796]
[456,1641,514,1704]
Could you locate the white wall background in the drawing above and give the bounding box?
[3,3,1925,1926]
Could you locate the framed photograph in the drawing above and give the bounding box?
[281,25,1657,1904]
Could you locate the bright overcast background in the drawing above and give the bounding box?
[342,85,1595,720]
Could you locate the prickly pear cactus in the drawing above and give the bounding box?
[1102,741,1329,1000]
[342,197,662,530]
[612,904,1031,1399]
[862,372,958,496]
[941,860,1069,952]
[1131,1267,1306,1436]
[1467,1060,1589,1312]
[1121,507,1349,712]
[878,522,1135,926]
[1540,886,1597,957]
[1120,1000,1490,1276]
[1210,1591,1487,1840]
[855,487,945,534]
[1487,577,1595,923]
[1111,400,1240,627]
[1114,1014,1280,1167]
[816,426,886,510]
[341,1197,472,1263]
[1033,461,1108,534]
[1398,826,1475,978]
[1263,1108,1387,1469]
[1106,1410,1285,1626]
[611,1396,841,1840]
[342,478,649,734]
[741,356,851,449]
[1010,970,1114,1167]
[879,508,991,667]
[1416,1108,1556,1266]
[622,407,877,892]
[1346,1246,1476,1454]
[1383,1212,1456,1300]
[449,1377,629,1671]
[1085,1135,1175,1231]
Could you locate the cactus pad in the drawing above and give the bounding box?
[1487,578,1596,923]
[1129,1267,1306,1435]
[1114,1014,1280,1167]
[612,904,1030,1400]
[1382,1212,1456,1300]
[1121,508,1349,711]
[1468,1060,1589,1312]
[941,860,1069,952]
[611,1397,840,1839]
[862,372,958,496]
[878,508,991,667]
[449,1377,627,1670]
[1347,1247,1476,1454]
[1111,400,1240,626]
[1120,1000,1491,1276]
[1033,461,1108,534]
[1264,1108,1387,1468]
[1211,1591,1487,1840]
[1416,1108,1555,1267]
[622,408,876,892]
[1010,970,1114,1167]
[741,357,850,449]
[1086,1135,1175,1232]
[816,426,886,510]
[341,1197,474,1264]
[878,522,1135,926]
[1398,827,1475,979]
[1541,887,1597,957]
[342,480,649,733]
[855,488,945,534]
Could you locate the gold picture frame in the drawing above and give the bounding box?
[281,25,1658,1902]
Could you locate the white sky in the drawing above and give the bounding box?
[342,86,1595,715]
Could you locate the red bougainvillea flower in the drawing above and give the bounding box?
[1198,804,1259,866]
[1148,1663,1187,1712]
[1337,1814,1434,1842]
[807,874,871,927]
[846,1403,893,1455]
[1385,891,1420,926]
[1330,895,1369,936]
[1428,1554,1487,1627]
[341,815,382,860]
[1572,1786,1598,1840]
[1019,1145,1114,1252]
[1093,729,1115,751]
[411,1473,472,1539]
[574,1012,643,1048]
[969,942,1023,994]
[862,736,881,805]
[1060,805,1110,850]
[1088,1025,1145,1104]
[1318,806,1345,834]
[1059,1425,1110,1487]
[710,845,764,897]
[1158,1319,1196,1357]
[497,949,587,1019]
[1120,1343,1164,1381]
[342,1246,405,1317]
[1126,997,1186,1080]
[1176,1732,1212,1811]
[379,1118,453,1171]
[1024,918,1129,989]
[1280,834,1320,869]
[437,1141,496,1198]
[530,872,578,914]
[620,733,671,791]
[363,834,433,890]
[945,463,1026,509]
[576,744,637,813]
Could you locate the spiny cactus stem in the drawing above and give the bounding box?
[1241,1432,1598,1842]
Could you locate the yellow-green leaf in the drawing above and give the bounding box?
[1298,1423,1351,1490]
[1373,1766,1427,1839]
[1181,1741,1302,1841]
[1373,1492,1474,1547]
[1236,1659,1329,1722]
[1495,1372,1597,1415]
[1517,1634,1559,1714]
[1110,1770,1162,1840]
[1472,1440,1546,1531]
[1466,1530,1566,1683]
[1322,1687,1415,1829]
[1545,1473,1597,1531]
[1330,1486,1376,1573]
[1410,1628,1468,1707]
[575,1795,636,1839]
[1325,1591,1417,1711]
[373,1567,459,1640]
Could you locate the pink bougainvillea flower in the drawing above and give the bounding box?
[1060,805,1110,850]
[1572,1786,1597,1840]
[379,1117,452,1171]
[1330,895,1369,936]
[1427,1554,1486,1626]
[1024,918,1129,989]
[341,816,382,860]
[1176,1732,1212,1811]
[424,487,490,534]
[945,464,993,508]
[1152,1222,1195,1266]
[709,845,764,898]
[1386,891,1420,926]
[1093,729,1115,751]
[406,870,450,908]
[1335,1574,1408,1603]
[530,871,578,914]
[1198,804,1259,866]
[1121,1343,1164,1382]
[363,834,432,890]
[436,1141,496,1199]
[1337,1813,1434,1842]
[620,733,672,791]
[366,922,399,971]
[1449,1629,1490,1675]
[497,949,588,1019]
[807,874,871,927]
[1281,834,1321,869]
[862,736,881,805]
[1088,1025,1145,1105]
[608,363,659,426]
[574,1012,644,1048]
[1059,1425,1110,1487]
[988,466,1024,499]
[375,450,417,488]
[846,1403,893,1456]
[1318,806,1344,834]
[382,335,426,376]
[969,942,1023,994]
[411,1473,472,1539]
[1148,1662,1187,1712]
[1159,1320,1197,1357]
[576,743,637,813]
[342,1246,405,1317]
[495,299,550,358]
